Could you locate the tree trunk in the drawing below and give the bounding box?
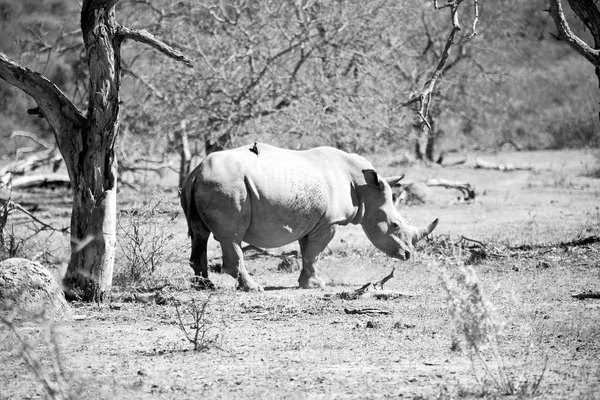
[0,0,192,302]
[425,118,437,162]
[62,2,121,302]
[414,119,437,162]
[179,120,192,189]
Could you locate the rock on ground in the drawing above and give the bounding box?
[0,258,72,321]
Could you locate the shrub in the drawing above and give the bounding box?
[174,294,223,352]
[441,260,547,396]
[115,195,181,286]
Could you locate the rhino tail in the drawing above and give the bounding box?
[180,175,210,237]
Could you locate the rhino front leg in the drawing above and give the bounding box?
[221,241,264,292]
[298,226,337,289]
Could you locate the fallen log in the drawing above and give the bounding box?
[7,174,71,190]
[475,158,533,172]
[0,149,63,185]
[344,308,391,315]
[425,178,476,201]
[441,157,467,167]
[393,182,429,205]
[509,236,600,251]
[571,291,600,300]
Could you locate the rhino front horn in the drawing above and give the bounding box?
[411,218,439,245]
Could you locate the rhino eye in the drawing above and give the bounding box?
[391,221,401,231]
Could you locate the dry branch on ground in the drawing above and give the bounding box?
[7,174,71,190]
[0,150,63,186]
[571,291,600,300]
[426,178,476,201]
[475,158,534,172]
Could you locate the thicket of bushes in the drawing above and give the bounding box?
[0,0,598,160]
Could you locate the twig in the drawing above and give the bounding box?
[571,291,600,300]
[372,268,395,290]
[344,308,391,315]
[0,198,68,233]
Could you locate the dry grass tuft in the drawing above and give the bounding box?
[174,294,223,352]
[441,253,547,396]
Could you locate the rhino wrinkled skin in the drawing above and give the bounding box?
[180,143,438,292]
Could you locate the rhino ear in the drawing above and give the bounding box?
[384,175,404,187]
[363,169,379,188]
[363,169,385,191]
[364,170,401,191]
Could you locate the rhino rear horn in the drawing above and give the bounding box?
[384,175,405,187]
[411,218,439,245]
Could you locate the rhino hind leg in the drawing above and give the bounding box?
[298,228,336,289]
[221,241,263,292]
[189,231,215,290]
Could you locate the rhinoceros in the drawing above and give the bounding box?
[180,143,438,292]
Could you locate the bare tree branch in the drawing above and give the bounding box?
[116,26,194,68]
[0,52,87,129]
[0,198,69,233]
[547,0,600,65]
[9,131,52,151]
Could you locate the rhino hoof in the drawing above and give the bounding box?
[191,277,215,290]
[299,276,326,289]
[238,284,264,293]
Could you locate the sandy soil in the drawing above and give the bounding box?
[1,149,600,399]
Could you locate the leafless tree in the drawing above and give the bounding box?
[0,0,192,302]
[401,0,480,162]
[117,0,426,168]
[548,0,600,122]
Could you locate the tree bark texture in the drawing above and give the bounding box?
[61,2,121,302]
[0,0,192,301]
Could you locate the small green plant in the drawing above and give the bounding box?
[174,294,222,352]
[441,254,547,396]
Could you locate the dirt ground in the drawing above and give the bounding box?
[1,149,600,399]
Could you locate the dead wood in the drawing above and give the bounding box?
[571,291,600,300]
[337,268,403,300]
[458,236,509,263]
[426,178,476,201]
[393,182,429,206]
[475,158,534,172]
[7,174,71,190]
[456,235,600,264]
[370,291,412,300]
[9,131,53,160]
[372,268,395,290]
[0,197,69,233]
[355,268,396,294]
[344,308,391,315]
[395,1,479,161]
[442,157,467,167]
[0,149,63,185]
[355,282,372,295]
[509,236,600,251]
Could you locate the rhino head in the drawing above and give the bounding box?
[358,170,438,260]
